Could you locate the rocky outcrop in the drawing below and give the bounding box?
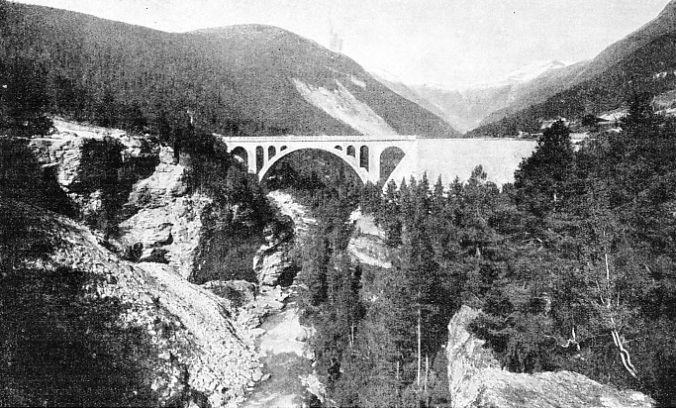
[1,198,259,407]
[252,191,312,287]
[446,306,654,408]
[267,191,316,238]
[202,280,258,311]
[118,147,212,279]
[346,210,391,269]
[28,120,217,281]
[253,240,295,286]
[30,119,158,189]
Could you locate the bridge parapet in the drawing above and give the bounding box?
[216,134,418,143]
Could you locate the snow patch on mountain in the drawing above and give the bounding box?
[447,60,570,92]
[292,78,397,135]
[506,60,567,83]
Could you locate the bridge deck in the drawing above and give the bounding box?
[215,134,418,143]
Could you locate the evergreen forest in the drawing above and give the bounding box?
[291,97,676,407]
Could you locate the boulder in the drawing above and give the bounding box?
[446,306,654,408]
[202,280,258,310]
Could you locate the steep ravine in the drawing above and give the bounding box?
[17,120,269,407]
[18,119,653,407]
[238,191,320,408]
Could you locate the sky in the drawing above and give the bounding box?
[15,0,674,88]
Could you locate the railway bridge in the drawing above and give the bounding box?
[218,135,416,184]
[218,134,538,187]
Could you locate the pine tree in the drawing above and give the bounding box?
[381,180,402,247]
[514,120,574,217]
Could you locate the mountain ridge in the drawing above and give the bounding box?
[468,0,676,136]
[0,3,459,138]
[399,60,588,133]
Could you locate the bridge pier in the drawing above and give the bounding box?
[369,145,383,183]
[247,150,257,174]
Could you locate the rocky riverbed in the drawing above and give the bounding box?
[237,192,322,408]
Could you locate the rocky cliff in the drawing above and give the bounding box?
[117,147,212,279]
[446,306,654,408]
[0,197,260,407]
[252,191,315,287]
[346,210,391,269]
[28,119,263,283]
[2,119,281,406]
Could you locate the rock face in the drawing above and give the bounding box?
[253,240,295,286]
[118,147,211,279]
[346,210,391,269]
[252,191,313,287]
[446,306,654,408]
[1,198,259,408]
[29,120,216,281]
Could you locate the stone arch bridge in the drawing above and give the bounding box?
[218,135,417,184]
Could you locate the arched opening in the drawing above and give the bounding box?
[231,146,248,168]
[256,146,264,172]
[262,149,365,190]
[380,146,406,184]
[347,145,355,157]
[280,145,287,151]
[335,145,343,151]
[268,146,276,160]
[359,145,369,170]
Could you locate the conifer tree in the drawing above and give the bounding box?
[381,180,402,247]
[514,120,574,216]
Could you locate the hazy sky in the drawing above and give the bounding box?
[16,0,673,88]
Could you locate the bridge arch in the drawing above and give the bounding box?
[231,146,248,166]
[380,146,406,183]
[258,146,368,184]
[255,146,264,172]
[219,135,420,186]
[360,145,369,170]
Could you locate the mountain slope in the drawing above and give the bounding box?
[572,0,676,86]
[404,61,588,133]
[0,3,459,138]
[470,0,676,137]
[479,61,589,126]
[369,71,453,128]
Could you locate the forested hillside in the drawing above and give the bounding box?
[288,96,676,407]
[469,0,676,137]
[470,32,676,136]
[0,1,457,138]
[477,60,589,127]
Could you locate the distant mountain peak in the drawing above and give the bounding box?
[505,60,568,84]
[442,60,569,92]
